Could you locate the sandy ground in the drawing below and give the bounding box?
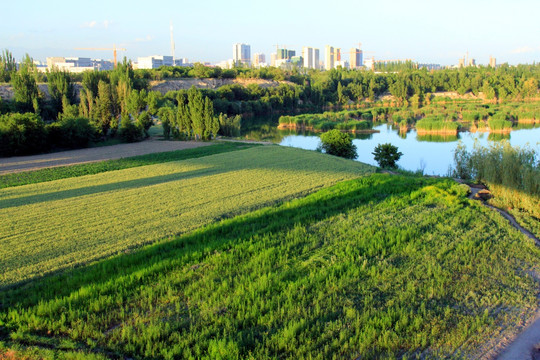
[496,312,540,360]
[0,140,211,175]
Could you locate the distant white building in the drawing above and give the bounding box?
[335,60,349,69]
[233,43,251,66]
[137,55,174,69]
[302,47,320,69]
[325,45,335,70]
[253,53,266,67]
[45,57,113,73]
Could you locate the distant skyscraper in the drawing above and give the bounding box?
[270,53,277,67]
[325,45,335,70]
[302,47,320,69]
[468,58,476,67]
[349,48,363,69]
[233,43,251,66]
[489,56,496,68]
[277,49,295,60]
[253,53,266,66]
[458,58,465,68]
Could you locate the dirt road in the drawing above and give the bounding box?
[0,140,211,175]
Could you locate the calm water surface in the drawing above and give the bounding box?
[278,124,540,175]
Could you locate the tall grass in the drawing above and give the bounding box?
[453,141,540,227]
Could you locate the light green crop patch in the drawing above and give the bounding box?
[0,146,374,286]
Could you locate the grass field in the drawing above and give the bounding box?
[0,142,254,189]
[1,174,538,359]
[0,146,374,287]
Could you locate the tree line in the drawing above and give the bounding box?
[1,49,539,156]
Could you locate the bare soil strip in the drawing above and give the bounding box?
[0,140,212,175]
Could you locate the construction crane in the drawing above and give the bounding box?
[74,44,127,67]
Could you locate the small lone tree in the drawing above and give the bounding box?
[319,129,358,159]
[372,143,402,169]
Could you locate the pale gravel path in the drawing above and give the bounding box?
[0,140,212,175]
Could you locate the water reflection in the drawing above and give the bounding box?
[276,124,540,175]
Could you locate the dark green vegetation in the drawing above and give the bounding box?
[0,142,253,189]
[279,110,373,132]
[277,97,539,138]
[1,174,539,359]
[453,142,540,237]
[318,129,358,159]
[372,143,403,169]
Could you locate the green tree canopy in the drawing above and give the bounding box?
[319,129,358,159]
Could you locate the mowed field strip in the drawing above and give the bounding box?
[0,146,374,286]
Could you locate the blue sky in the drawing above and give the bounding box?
[2,0,539,66]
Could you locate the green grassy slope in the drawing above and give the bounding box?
[0,142,254,189]
[0,146,374,286]
[1,174,538,359]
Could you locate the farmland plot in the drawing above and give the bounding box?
[0,146,374,286]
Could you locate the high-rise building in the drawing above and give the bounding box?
[253,53,266,67]
[233,43,251,66]
[468,58,476,67]
[489,56,496,68]
[277,49,295,60]
[350,48,363,69]
[325,45,335,70]
[270,53,277,67]
[302,47,320,69]
[458,58,465,68]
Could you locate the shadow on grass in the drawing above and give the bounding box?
[0,174,434,311]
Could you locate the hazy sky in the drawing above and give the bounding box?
[2,0,539,66]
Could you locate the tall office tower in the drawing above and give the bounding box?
[270,53,277,66]
[314,48,320,69]
[335,48,341,62]
[277,49,296,60]
[458,58,465,68]
[350,48,363,69]
[233,43,251,66]
[302,47,315,69]
[489,56,496,68]
[468,58,476,67]
[253,53,266,66]
[170,21,175,64]
[325,45,335,70]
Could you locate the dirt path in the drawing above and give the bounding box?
[0,140,212,175]
[465,185,540,360]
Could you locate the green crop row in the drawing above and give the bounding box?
[1,174,538,359]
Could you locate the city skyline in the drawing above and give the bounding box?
[2,0,539,66]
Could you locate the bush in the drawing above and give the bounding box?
[47,117,97,149]
[372,143,403,169]
[319,129,358,159]
[120,116,144,143]
[0,112,48,156]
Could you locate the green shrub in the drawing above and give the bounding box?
[319,129,357,159]
[372,143,403,169]
[0,112,48,156]
[120,116,144,143]
[47,117,97,149]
